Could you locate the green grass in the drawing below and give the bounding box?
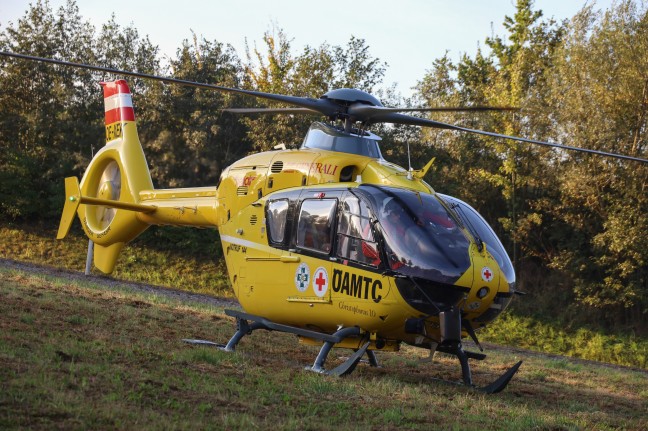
[481,311,648,369]
[1,266,647,430]
[0,222,231,296]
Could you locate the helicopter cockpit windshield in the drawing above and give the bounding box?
[355,186,472,284]
[301,122,383,159]
[438,194,516,287]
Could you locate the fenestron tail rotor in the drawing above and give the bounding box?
[95,161,122,230]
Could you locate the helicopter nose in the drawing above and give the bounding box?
[464,254,515,326]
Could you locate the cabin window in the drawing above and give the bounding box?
[296,199,337,254]
[336,195,381,267]
[266,199,289,244]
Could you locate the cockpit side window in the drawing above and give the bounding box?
[438,194,516,285]
[296,199,337,254]
[266,199,289,245]
[336,195,380,267]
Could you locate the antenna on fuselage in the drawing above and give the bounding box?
[406,140,414,180]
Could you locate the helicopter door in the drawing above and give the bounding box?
[336,193,381,268]
[288,196,338,303]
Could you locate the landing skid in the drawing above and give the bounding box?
[437,342,523,394]
[183,309,378,376]
[183,309,521,393]
[437,307,523,394]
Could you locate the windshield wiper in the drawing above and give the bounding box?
[449,202,484,252]
[381,268,407,278]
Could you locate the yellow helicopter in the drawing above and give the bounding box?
[3,52,647,394]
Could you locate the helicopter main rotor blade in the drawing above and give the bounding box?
[222,107,321,115]
[3,51,646,163]
[0,51,341,117]
[223,105,518,116]
[367,106,520,113]
[350,106,648,164]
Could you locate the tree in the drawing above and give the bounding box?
[546,1,648,324]
[144,34,247,187]
[416,1,566,275]
[0,0,161,219]
[414,0,648,331]
[0,0,98,219]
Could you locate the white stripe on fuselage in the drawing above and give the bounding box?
[104,93,133,112]
[219,234,280,255]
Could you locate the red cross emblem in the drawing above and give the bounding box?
[481,267,494,283]
[312,267,329,298]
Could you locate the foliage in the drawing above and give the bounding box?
[481,311,647,368]
[143,34,247,187]
[241,26,387,151]
[0,0,161,220]
[0,0,96,219]
[544,1,648,321]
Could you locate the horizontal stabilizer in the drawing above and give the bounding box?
[57,176,157,241]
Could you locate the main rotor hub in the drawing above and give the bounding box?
[321,88,383,107]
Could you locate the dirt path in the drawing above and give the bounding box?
[0,257,238,309]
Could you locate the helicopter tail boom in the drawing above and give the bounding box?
[58,173,220,272]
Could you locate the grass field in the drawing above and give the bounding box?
[1,264,646,430]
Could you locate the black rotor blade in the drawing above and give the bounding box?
[369,106,519,113]
[0,51,341,117]
[369,112,648,163]
[223,106,516,115]
[222,107,321,115]
[350,106,648,164]
[3,51,646,164]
